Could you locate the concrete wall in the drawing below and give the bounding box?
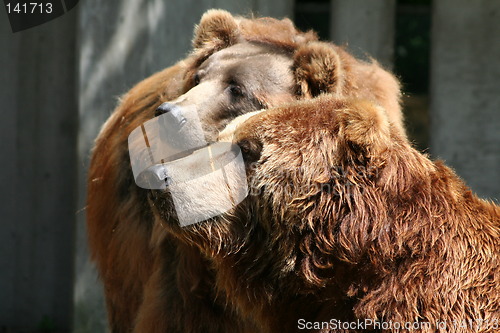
[75,1,293,332]
[0,9,78,333]
[430,0,500,200]
[330,0,396,68]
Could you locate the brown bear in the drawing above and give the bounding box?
[175,96,498,333]
[87,9,404,333]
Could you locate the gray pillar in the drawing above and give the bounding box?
[75,1,294,332]
[0,9,78,333]
[330,0,396,68]
[430,0,500,200]
[253,0,294,18]
[210,0,293,18]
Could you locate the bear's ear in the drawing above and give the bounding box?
[193,9,240,51]
[293,42,345,98]
[337,99,392,154]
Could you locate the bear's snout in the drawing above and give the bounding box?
[155,102,187,127]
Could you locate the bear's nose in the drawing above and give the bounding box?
[155,102,187,127]
[155,102,176,117]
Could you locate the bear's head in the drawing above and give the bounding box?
[151,9,403,142]
[153,10,317,142]
[224,97,394,289]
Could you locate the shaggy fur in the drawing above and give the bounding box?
[87,9,405,333]
[195,97,498,333]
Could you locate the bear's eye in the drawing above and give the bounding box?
[228,84,244,97]
[193,73,201,86]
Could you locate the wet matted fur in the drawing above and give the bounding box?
[195,97,499,333]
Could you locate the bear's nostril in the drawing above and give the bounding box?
[155,102,176,117]
[155,103,188,130]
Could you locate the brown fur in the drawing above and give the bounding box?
[87,9,406,333]
[183,96,499,332]
[293,43,404,136]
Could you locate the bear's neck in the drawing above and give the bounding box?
[210,241,359,333]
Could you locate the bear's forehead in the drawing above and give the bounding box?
[200,42,292,72]
[208,42,271,61]
[198,42,293,89]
